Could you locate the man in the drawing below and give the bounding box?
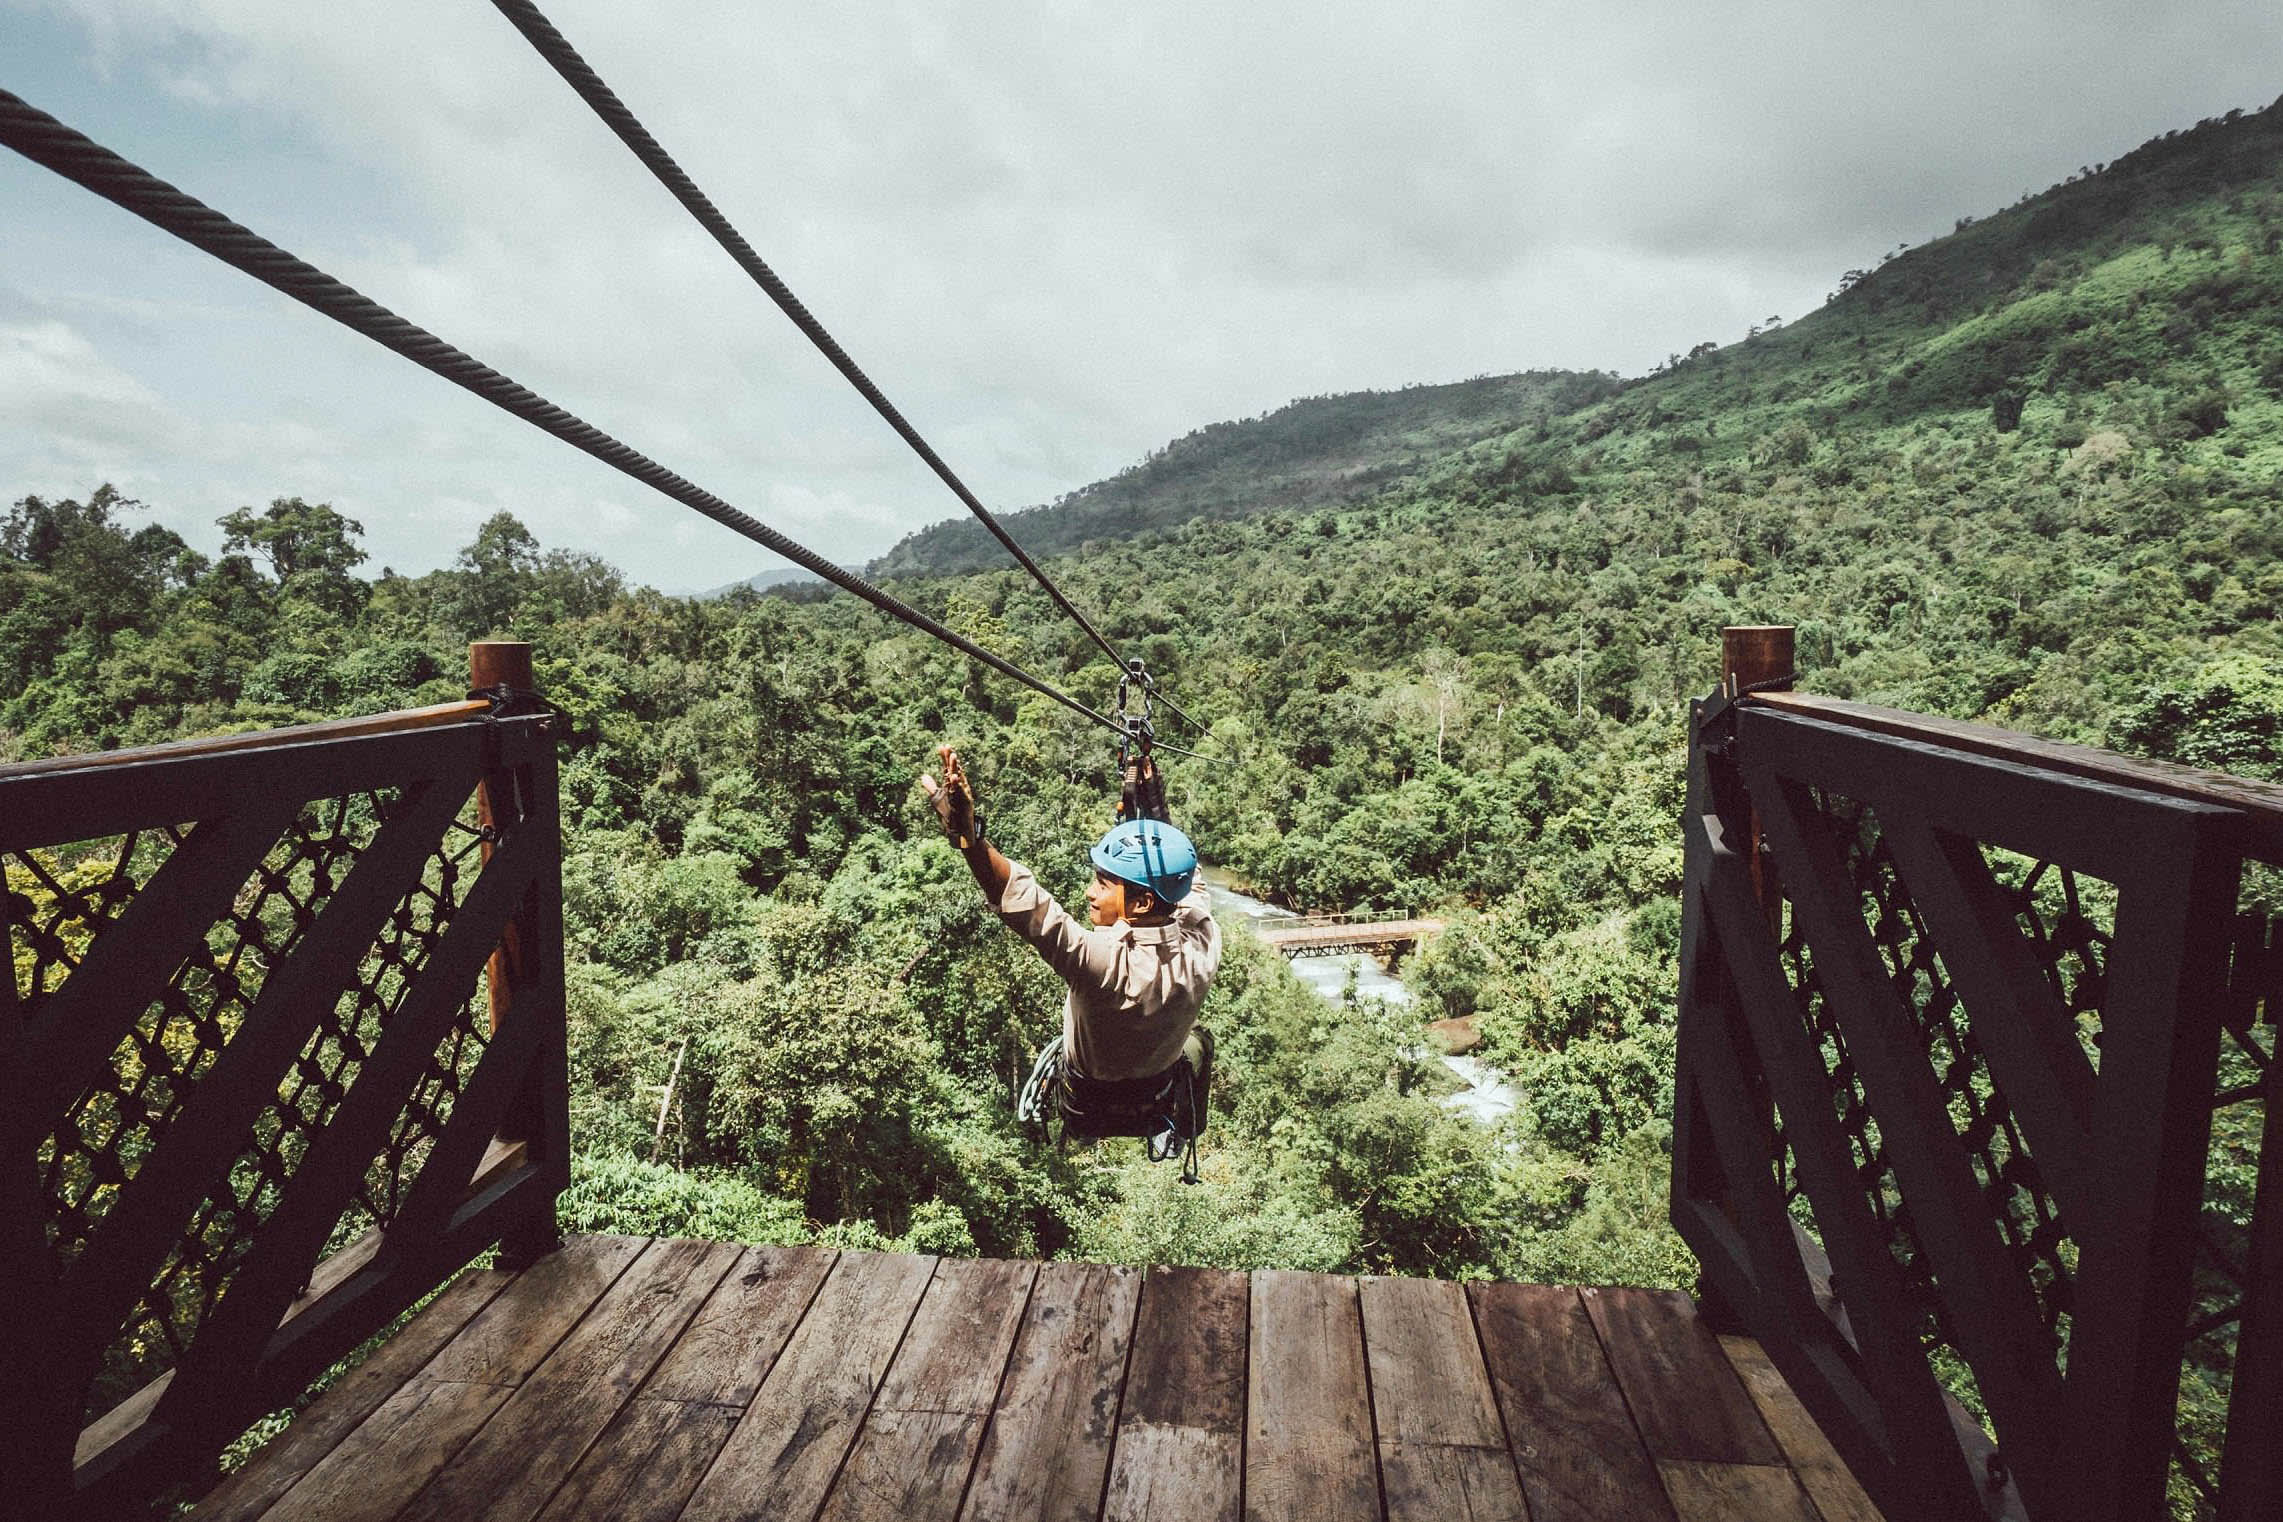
[920,745,1219,1092]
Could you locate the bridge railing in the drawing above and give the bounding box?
[1675,633,2281,1522]
[2,643,569,1518]
[1277,909,1431,929]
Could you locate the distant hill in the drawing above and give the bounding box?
[868,370,1619,577]
[705,564,857,599]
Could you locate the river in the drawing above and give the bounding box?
[1200,869,1518,1126]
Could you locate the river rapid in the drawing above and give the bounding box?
[1200,868,1517,1126]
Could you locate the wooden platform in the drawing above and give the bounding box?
[190,1235,1883,1522]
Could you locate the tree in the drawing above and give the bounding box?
[436,511,543,635]
[1,485,178,641]
[219,497,366,584]
[220,497,368,615]
[459,511,542,582]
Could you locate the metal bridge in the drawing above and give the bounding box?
[1251,912,1446,960]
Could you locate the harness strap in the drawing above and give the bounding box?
[1017,1036,1204,1184]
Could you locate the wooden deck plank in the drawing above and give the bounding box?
[959,1260,1143,1522]
[531,1397,742,1522]
[644,1245,840,1405]
[251,1235,646,1522]
[1361,1275,1525,1522]
[1102,1265,1247,1522]
[421,1233,650,1386]
[1582,1287,1783,1466]
[259,1378,514,1522]
[817,1258,1038,1522]
[1244,1268,1379,1522]
[869,1257,1039,1417]
[1359,1275,1507,1447]
[677,1249,938,1522]
[1380,1444,1533,1522]
[189,1265,511,1522]
[1657,1460,1822,1522]
[532,1245,838,1522]
[196,1233,1864,1522]
[820,1410,990,1522]
[1469,1282,1675,1522]
[1718,1336,1885,1522]
[1104,1425,1243,1522]
[1110,1266,1248,1432]
[395,1237,742,1522]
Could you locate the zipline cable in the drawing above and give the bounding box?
[486,0,1143,678]
[0,87,1123,736]
[488,0,1218,743]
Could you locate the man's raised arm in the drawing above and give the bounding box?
[921,744,1012,904]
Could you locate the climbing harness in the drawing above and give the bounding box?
[1018,1032,1212,1185]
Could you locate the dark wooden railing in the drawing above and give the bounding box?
[2,645,569,1518]
[1675,628,2282,1522]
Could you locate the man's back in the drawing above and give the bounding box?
[994,861,1221,1080]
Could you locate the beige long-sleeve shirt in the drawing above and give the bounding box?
[993,859,1222,1082]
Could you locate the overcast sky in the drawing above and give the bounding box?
[3,2,2278,590]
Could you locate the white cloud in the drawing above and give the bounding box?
[5,0,2281,588]
[0,318,190,460]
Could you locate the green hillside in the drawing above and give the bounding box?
[882,96,2283,588]
[869,369,1618,576]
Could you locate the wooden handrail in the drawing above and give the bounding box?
[0,700,491,781]
[5,648,568,1518]
[1752,690,2283,860]
[1680,653,2281,1520]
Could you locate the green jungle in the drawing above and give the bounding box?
[9,94,2282,1516]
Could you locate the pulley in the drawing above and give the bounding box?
[1114,659,1170,825]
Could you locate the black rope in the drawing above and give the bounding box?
[486,0,1138,679]
[0,87,1121,736]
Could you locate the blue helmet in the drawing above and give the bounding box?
[1090,819,1199,904]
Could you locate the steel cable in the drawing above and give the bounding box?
[485,0,1142,679]
[0,87,1121,735]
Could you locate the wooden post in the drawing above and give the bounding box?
[468,640,562,1269]
[1720,625,1794,701]
[1721,626,1794,930]
[1685,626,1797,1335]
[470,641,532,1038]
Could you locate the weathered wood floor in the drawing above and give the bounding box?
[190,1234,1883,1522]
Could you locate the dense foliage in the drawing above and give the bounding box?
[871,369,1621,576]
[9,103,2282,1512]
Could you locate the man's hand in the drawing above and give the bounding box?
[922,744,1012,903]
[920,744,980,849]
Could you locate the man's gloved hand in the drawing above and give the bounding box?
[919,744,982,849]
